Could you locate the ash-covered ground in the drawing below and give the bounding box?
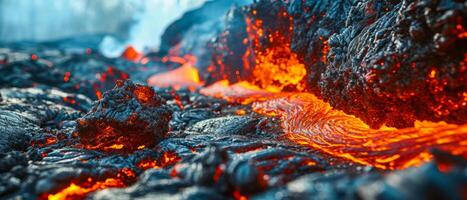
[1,0,467,200]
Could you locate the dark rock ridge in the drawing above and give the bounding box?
[161,0,467,128]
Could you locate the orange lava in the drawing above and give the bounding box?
[243,13,306,92]
[252,45,306,92]
[148,63,202,91]
[133,86,155,104]
[137,152,180,170]
[43,168,135,200]
[46,178,124,200]
[201,82,467,170]
[45,137,57,145]
[200,80,275,104]
[121,46,142,62]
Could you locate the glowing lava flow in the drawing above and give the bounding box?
[45,178,125,200]
[137,152,181,170]
[148,63,202,91]
[252,93,467,170]
[42,168,136,200]
[200,83,467,170]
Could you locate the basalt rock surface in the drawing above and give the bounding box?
[162,0,467,128]
[75,80,172,153]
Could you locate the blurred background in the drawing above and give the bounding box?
[0,0,207,56]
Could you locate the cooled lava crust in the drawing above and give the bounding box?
[76,80,172,153]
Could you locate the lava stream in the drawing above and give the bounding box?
[200,82,467,170]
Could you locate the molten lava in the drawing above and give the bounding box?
[252,93,467,170]
[252,45,306,92]
[42,168,135,200]
[137,152,181,170]
[46,178,124,200]
[121,46,142,62]
[148,63,202,91]
[243,12,306,92]
[201,82,467,170]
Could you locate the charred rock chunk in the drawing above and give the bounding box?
[76,80,172,153]
[174,146,266,195]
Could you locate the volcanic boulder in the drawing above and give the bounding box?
[75,80,172,153]
[321,0,467,128]
[173,146,267,195]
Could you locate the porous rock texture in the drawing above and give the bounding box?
[162,0,467,128]
[75,80,172,153]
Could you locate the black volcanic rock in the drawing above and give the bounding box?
[76,80,172,153]
[159,0,252,56]
[0,87,86,152]
[162,0,467,128]
[321,0,467,128]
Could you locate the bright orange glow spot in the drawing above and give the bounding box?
[95,89,103,100]
[148,63,202,91]
[137,152,180,170]
[42,168,136,200]
[429,69,437,78]
[236,109,247,115]
[106,144,124,150]
[252,45,306,92]
[133,86,155,103]
[121,46,142,62]
[45,178,125,200]
[64,72,71,82]
[233,191,248,200]
[243,14,306,92]
[45,137,57,145]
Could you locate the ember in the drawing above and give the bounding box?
[121,46,142,62]
[137,152,180,170]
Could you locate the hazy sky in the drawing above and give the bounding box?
[0,0,206,53]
